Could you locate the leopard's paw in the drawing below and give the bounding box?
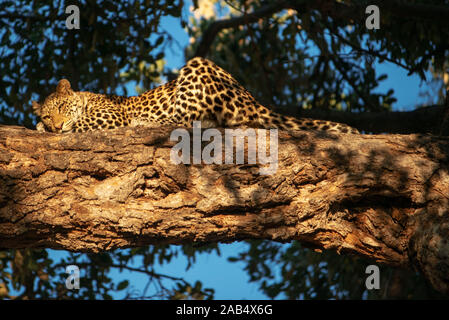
[36,122,46,132]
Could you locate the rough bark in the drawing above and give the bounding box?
[1,124,449,294]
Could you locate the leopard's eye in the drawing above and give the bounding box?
[42,115,50,120]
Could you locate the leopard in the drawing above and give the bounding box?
[32,57,359,134]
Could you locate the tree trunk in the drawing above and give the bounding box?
[1,124,449,294]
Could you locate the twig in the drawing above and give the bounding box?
[439,89,449,136]
[326,28,414,74]
[193,1,290,57]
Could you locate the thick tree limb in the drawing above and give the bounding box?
[1,125,449,294]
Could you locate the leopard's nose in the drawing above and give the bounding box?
[54,120,64,130]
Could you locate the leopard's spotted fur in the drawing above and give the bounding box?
[33,57,359,134]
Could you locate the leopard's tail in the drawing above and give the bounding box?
[250,104,359,134]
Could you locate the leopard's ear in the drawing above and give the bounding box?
[32,100,41,116]
[56,79,72,94]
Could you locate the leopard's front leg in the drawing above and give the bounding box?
[36,121,47,132]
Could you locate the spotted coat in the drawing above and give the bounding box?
[33,57,359,134]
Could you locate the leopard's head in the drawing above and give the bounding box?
[32,79,86,133]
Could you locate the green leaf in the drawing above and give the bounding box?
[116,280,129,291]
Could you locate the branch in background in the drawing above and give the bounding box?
[330,55,378,110]
[439,90,449,135]
[326,28,414,74]
[372,0,449,24]
[194,1,290,57]
[275,104,448,135]
[194,0,449,59]
[306,24,379,111]
[299,0,449,26]
[0,14,53,21]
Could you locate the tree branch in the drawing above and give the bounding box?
[0,13,52,21]
[276,104,448,135]
[1,125,449,294]
[194,1,290,57]
[372,0,449,24]
[326,27,414,74]
[194,0,449,58]
[298,0,449,26]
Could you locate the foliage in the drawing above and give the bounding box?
[230,240,446,299]
[0,0,184,128]
[0,246,217,299]
[1,0,449,300]
[186,0,449,111]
